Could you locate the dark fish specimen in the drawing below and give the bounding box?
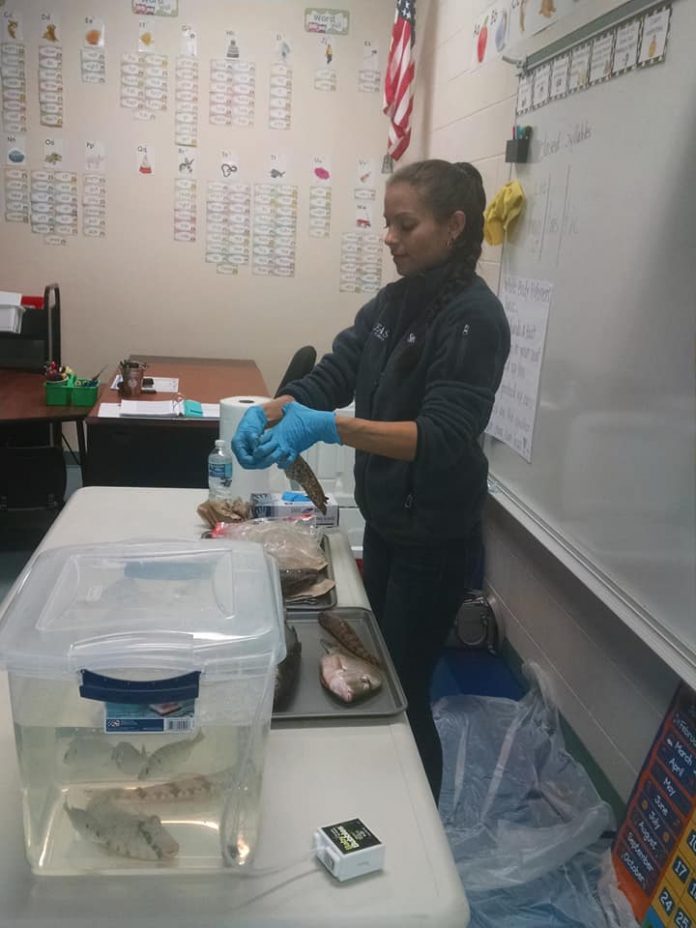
[320,647,383,704]
[284,456,329,514]
[280,567,321,598]
[318,611,383,668]
[274,623,302,711]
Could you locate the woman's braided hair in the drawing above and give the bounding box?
[386,159,487,373]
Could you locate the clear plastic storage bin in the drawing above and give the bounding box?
[0,539,286,876]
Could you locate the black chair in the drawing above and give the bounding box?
[275,345,316,397]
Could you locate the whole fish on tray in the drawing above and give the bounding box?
[274,623,302,711]
[320,646,383,704]
[318,610,383,668]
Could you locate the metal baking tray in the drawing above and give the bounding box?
[272,607,407,721]
[283,535,337,612]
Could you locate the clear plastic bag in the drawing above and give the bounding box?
[465,842,639,928]
[434,662,638,928]
[211,517,327,571]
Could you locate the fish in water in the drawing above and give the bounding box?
[90,769,234,805]
[112,741,148,777]
[320,646,383,704]
[65,800,179,861]
[138,729,204,780]
[274,623,302,711]
[284,456,329,514]
[318,611,383,668]
[63,733,115,768]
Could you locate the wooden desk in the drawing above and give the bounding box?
[85,356,268,488]
[0,369,88,480]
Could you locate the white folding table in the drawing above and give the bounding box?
[0,486,469,927]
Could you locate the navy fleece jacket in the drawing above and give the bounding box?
[284,266,510,546]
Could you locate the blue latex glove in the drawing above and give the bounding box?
[252,401,341,469]
[231,404,269,469]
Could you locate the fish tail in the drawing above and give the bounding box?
[318,611,383,668]
[284,456,328,514]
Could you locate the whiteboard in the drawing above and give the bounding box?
[484,0,696,684]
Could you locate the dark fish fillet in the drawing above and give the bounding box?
[318,611,383,668]
[280,568,321,598]
[284,457,329,514]
[273,623,302,711]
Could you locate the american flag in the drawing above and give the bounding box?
[383,0,416,161]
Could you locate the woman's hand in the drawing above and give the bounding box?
[253,401,342,469]
[231,405,269,468]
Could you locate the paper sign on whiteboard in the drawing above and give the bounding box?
[486,275,552,462]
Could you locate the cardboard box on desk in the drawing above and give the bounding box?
[251,491,339,527]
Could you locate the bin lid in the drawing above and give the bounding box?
[0,539,287,679]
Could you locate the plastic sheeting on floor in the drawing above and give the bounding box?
[435,662,639,928]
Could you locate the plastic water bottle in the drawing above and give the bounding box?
[208,439,234,501]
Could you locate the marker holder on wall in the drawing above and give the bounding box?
[505,137,530,163]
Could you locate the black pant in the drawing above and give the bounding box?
[362,522,482,803]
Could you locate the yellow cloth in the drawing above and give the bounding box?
[483,180,526,245]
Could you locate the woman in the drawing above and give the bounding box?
[233,159,510,802]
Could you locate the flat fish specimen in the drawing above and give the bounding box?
[284,577,335,603]
[65,800,179,861]
[138,729,204,780]
[273,623,302,711]
[320,647,383,704]
[318,610,383,668]
[284,457,329,514]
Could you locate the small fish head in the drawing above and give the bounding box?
[343,669,381,696]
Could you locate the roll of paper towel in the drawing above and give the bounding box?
[219,395,272,502]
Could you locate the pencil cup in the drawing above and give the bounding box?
[117,361,146,398]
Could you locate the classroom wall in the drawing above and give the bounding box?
[418,0,679,801]
[0,0,399,393]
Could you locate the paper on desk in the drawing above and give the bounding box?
[97,402,219,419]
[110,376,180,392]
[97,403,122,417]
[0,305,24,333]
[120,399,181,417]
